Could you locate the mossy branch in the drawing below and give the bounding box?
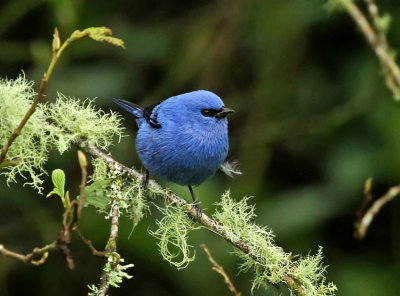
[1,74,334,294]
[76,138,326,296]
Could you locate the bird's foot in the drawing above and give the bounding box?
[141,170,149,190]
[192,202,203,220]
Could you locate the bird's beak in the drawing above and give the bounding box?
[215,107,235,118]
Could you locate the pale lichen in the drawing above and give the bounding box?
[214,192,337,295]
[0,75,124,192]
[87,158,149,229]
[49,93,124,153]
[102,257,134,288]
[149,203,201,269]
[88,257,134,296]
[0,75,51,192]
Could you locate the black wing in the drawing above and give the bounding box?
[143,103,162,129]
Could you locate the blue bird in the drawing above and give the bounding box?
[114,90,237,216]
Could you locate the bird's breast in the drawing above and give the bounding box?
[136,124,228,186]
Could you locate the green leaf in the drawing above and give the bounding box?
[47,169,65,198]
[82,179,112,210]
[69,27,125,49]
[376,13,392,34]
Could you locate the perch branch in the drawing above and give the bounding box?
[201,244,241,296]
[76,138,308,295]
[354,181,400,239]
[341,0,400,98]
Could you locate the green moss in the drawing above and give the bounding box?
[0,75,52,192]
[102,257,134,288]
[213,191,337,295]
[290,247,337,295]
[150,202,201,269]
[88,159,148,228]
[91,158,109,182]
[88,256,134,296]
[49,93,124,152]
[0,76,124,192]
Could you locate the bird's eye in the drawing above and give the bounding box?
[201,108,218,117]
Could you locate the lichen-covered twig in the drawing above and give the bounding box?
[0,241,56,266]
[0,27,125,164]
[201,244,241,296]
[98,200,120,296]
[0,74,47,163]
[354,180,400,239]
[0,29,61,163]
[77,138,309,295]
[336,0,400,99]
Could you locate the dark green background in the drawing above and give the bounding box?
[1,0,400,295]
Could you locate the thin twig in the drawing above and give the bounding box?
[201,244,241,296]
[0,76,48,163]
[355,177,374,227]
[0,29,60,163]
[0,27,124,164]
[99,200,120,296]
[77,150,88,218]
[76,228,106,257]
[0,152,104,269]
[57,200,79,269]
[76,138,308,296]
[342,0,400,98]
[0,241,56,266]
[354,183,400,239]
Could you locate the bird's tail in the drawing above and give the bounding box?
[220,160,242,178]
[113,99,143,118]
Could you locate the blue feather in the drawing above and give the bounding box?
[114,90,235,205]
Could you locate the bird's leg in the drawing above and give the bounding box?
[141,169,149,190]
[188,186,202,219]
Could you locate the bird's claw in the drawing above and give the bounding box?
[141,170,149,190]
[192,202,203,220]
[141,177,148,190]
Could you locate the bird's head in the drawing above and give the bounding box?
[163,90,234,130]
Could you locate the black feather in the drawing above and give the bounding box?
[143,103,162,129]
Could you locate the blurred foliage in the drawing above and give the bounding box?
[1,0,400,295]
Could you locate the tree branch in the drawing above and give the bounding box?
[0,29,61,163]
[0,27,125,164]
[354,182,400,239]
[77,150,88,219]
[76,228,106,257]
[76,138,308,295]
[341,0,400,99]
[0,241,56,266]
[201,244,241,296]
[99,200,120,296]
